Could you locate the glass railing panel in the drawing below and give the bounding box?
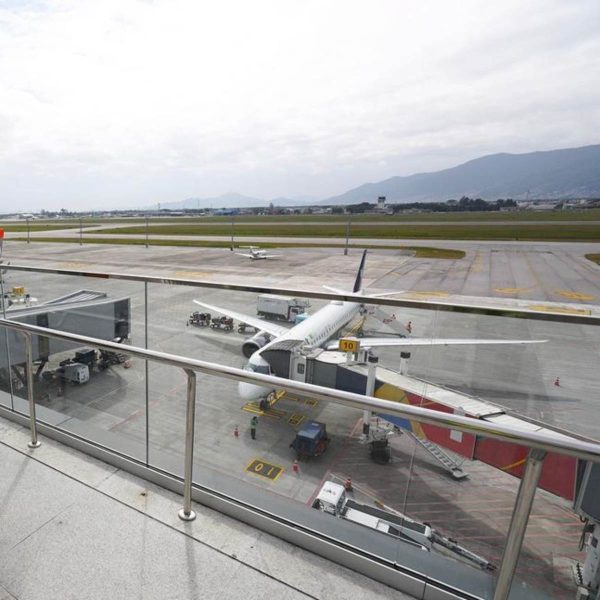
[0,269,148,462]
[1,262,597,600]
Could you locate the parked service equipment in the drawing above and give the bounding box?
[290,420,329,460]
[187,312,211,327]
[313,481,494,570]
[60,363,90,385]
[257,295,310,322]
[210,316,234,331]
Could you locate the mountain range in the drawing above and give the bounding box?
[323,144,600,205]
[155,144,600,210]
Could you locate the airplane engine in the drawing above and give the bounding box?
[242,331,272,358]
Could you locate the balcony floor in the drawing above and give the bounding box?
[0,415,413,600]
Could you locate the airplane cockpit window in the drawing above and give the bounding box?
[244,362,270,375]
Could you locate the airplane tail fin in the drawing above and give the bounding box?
[352,250,367,293]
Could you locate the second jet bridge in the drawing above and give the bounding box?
[260,343,581,503]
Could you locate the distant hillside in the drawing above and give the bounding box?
[324,144,600,205]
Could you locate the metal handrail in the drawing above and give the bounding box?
[2,318,600,462]
[4,263,600,325]
[1,318,599,600]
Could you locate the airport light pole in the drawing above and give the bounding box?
[344,212,352,256]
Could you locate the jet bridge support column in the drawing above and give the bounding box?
[493,448,546,600]
[363,353,378,436]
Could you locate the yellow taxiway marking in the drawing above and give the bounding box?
[556,290,595,302]
[288,413,306,426]
[283,394,320,408]
[493,287,532,294]
[242,402,286,419]
[529,305,592,316]
[404,291,449,299]
[500,457,527,472]
[173,270,211,279]
[245,458,284,482]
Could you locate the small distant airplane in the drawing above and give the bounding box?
[236,246,281,260]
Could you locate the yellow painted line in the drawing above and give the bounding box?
[242,402,286,419]
[288,413,306,426]
[493,287,532,294]
[173,270,210,278]
[556,290,595,301]
[59,262,88,268]
[404,291,450,299]
[529,305,592,316]
[245,458,284,482]
[500,457,527,472]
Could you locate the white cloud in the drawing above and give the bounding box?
[0,0,598,209]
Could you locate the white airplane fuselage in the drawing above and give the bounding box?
[240,298,362,400]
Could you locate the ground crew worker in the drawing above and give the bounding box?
[250,415,258,440]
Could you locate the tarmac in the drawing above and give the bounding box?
[1,240,600,599]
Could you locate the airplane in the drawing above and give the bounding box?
[193,250,546,402]
[236,246,281,260]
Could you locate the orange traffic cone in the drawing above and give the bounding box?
[554,377,560,387]
[233,425,239,438]
[292,460,300,475]
[344,477,353,492]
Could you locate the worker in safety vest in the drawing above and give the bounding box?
[250,416,258,440]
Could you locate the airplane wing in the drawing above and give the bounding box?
[193,300,289,337]
[235,253,256,258]
[264,254,281,258]
[326,337,547,350]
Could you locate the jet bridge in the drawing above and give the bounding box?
[0,289,131,369]
[263,342,580,501]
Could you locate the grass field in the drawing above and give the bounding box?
[586,254,600,265]
[1,208,599,228]
[11,236,465,259]
[97,222,600,241]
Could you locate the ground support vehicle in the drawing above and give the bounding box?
[257,294,310,322]
[290,420,329,460]
[187,311,211,327]
[313,481,494,570]
[210,316,234,331]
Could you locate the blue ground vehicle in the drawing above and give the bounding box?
[291,420,329,460]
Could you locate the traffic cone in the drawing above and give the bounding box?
[554,377,560,387]
[292,460,299,475]
[344,477,353,492]
[406,321,412,334]
[233,425,239,438]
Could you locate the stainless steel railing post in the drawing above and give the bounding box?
[22,332,41,448]
[493,448,546,600]
[178,368,197,521]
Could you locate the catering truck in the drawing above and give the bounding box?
[256,295,310,322]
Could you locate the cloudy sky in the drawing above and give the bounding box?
[1,0,599,210]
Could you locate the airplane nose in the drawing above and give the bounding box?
[238,381,272,401]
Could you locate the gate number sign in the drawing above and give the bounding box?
[245,458,284,481]
[339,338,360,353]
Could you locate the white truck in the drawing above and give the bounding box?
[313,481,494,570]
[256,294,310,322]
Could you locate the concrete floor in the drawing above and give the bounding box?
[2,240,600,599]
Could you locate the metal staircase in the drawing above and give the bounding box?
[408,432,469,479]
